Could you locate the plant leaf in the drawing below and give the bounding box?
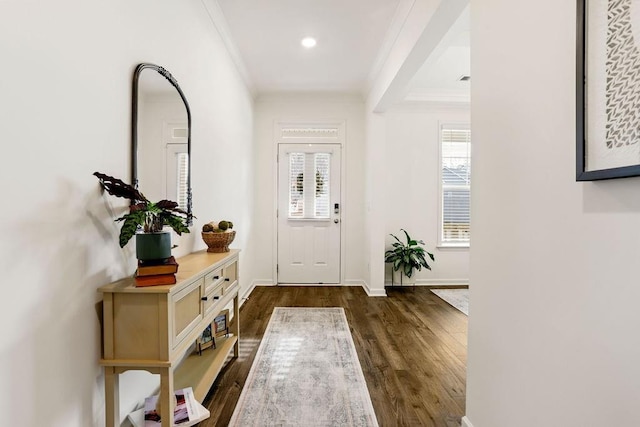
[163,213,190,235]
[404,263,412,277]
[390,233,402,245]
[94,172,147,203]
[401,229,411,244]
[118,211,145,247]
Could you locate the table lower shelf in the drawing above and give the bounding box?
[174,334,238,402]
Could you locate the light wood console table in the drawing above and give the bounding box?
[99,249,240,427]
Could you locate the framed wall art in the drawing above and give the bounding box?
[577,0,640,180]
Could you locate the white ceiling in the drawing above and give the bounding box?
[212,0,470,101]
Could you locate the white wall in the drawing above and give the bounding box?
[466,0,640,426]
[0,1,254,426]
[252,94,366,286]
[385,105,469,284]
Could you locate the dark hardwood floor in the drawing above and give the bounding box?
[200,286,467,427]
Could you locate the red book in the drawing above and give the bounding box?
[134,273,177,287]
[137,256,179,277]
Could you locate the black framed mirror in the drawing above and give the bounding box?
[132,63,192,224]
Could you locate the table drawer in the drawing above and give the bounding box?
[204,266,224,294]
[203,283,224,316]
[222,261,238,293]
[172,277,204,349]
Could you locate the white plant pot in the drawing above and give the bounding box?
[392,269,416,286]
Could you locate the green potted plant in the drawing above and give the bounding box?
[384,229,435,286]
[94,172,190,260]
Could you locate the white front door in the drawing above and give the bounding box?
[277,143,341,284]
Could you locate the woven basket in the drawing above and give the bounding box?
[202,230,236,253]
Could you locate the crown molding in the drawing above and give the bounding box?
[201,0,256,97]
[364,0,417,95]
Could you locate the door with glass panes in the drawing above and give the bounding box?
[277,143,341,284]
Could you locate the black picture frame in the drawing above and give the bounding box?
[195,323,215,355]
[576,0,640,181]
[214,309,229,337]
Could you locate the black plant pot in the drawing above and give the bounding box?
[136,231,171,261]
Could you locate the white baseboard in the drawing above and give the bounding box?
[385,278,469,287]
[343,280,364,287]
[240,280,274,307]
[362,280,387,297]
[277,283,339,286]
[461,416,474,427]
[251,279,389,297]
[239,282,256,307]
[253,280,276,286]
[417,278,468,286]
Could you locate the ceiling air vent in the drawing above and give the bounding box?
[458,75,471,81]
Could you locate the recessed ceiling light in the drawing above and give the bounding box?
[301,37,317,48]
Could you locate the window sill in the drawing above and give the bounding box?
[437,243,470,250]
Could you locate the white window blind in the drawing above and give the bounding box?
[176,152,189,211]
[314,153,330,218]
[441,126,471,246]
[288,153,305,218]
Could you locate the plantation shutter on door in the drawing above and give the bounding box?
[314,153,330,218]
[288,153,305,218]
[287,152,332,219]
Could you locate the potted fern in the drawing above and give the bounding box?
[94,172,190,260]
[384,229,435,286]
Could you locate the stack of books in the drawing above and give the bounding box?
[135,256,179,287]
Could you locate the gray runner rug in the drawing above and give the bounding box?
[228,307,379,427]
[431,288,469,315]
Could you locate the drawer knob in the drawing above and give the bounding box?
[224,278,230,282]
[201,296,208,301]
[213,296,220,300]
[213,275,219,280]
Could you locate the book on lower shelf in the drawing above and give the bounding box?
[127,386,210,427]
[134,273,177,287]
[137,256,179,276]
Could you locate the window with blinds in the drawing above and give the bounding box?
[440,126,471,246]
[288,152,331,219]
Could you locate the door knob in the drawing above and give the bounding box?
[334,219,339,224]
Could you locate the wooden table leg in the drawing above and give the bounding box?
[159,366,175,427]
[233,294,240,358]
[104,366,120,427]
